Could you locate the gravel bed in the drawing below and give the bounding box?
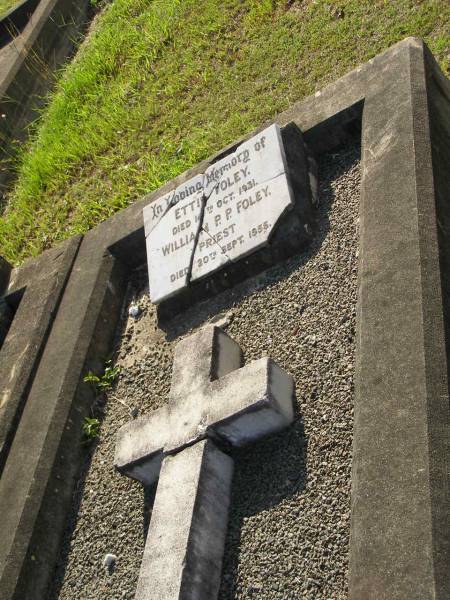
[47,145,360,600]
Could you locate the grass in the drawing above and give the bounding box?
[0,0,20,17]
[0,0,448,264]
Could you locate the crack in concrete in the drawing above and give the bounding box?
[185,172,229,286]
[147,139,286,239]
[184,192,208,288]
[199,226,233,262]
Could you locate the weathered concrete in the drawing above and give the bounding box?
[136,440,233,600]
[116,326,295,599]
[115,325,295,485]
[350,39,450,600]
[0,242,125,600]
[0,236,80,472]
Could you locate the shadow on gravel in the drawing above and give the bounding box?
[46,436,102,600]
[220,413,307,600]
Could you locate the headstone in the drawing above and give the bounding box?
[144,123,315,305]
[115,325,295,599]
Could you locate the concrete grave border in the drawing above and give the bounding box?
[0,236,80,473]
[0,37,448,599]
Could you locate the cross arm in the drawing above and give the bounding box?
[114,325,243,484]
[164,356,295,452]
[209,357,295,447]
[114,326,295,486]
[114,403,170,485]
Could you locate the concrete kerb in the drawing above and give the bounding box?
[0,239,125,600]
[0,236,81,473]
[350,38,450,600]
[0,37,448,599]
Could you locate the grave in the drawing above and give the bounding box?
[0,38,449,600]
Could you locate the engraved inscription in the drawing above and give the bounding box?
[144,124,294,304]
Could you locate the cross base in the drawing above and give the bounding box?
[136,440,233,600]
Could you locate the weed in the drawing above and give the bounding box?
[83,360,120,392]
[82,416,100,441]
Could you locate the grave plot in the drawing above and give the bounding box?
[1,38,449,600]
[48,146,359,600]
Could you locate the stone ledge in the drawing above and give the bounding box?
[0,236,81,474]
[0,246,125,600]
[349,39,450,600]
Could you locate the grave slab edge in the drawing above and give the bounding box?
[350,38,450,600]
[0,242,126,600]
[0,235,82,475]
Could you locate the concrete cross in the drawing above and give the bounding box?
[115,325,295,600]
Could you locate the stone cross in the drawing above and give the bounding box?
[115,325,295,600]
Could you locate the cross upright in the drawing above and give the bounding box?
[115,325,295,600]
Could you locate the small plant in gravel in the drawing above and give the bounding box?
[82,417,100,441]
[83,360,120,392]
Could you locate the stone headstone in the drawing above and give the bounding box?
[144,124,315,305]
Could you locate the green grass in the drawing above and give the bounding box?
[0,0,20,17]
[0,0,448,263]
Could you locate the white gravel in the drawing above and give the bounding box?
[47,145,360,600]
